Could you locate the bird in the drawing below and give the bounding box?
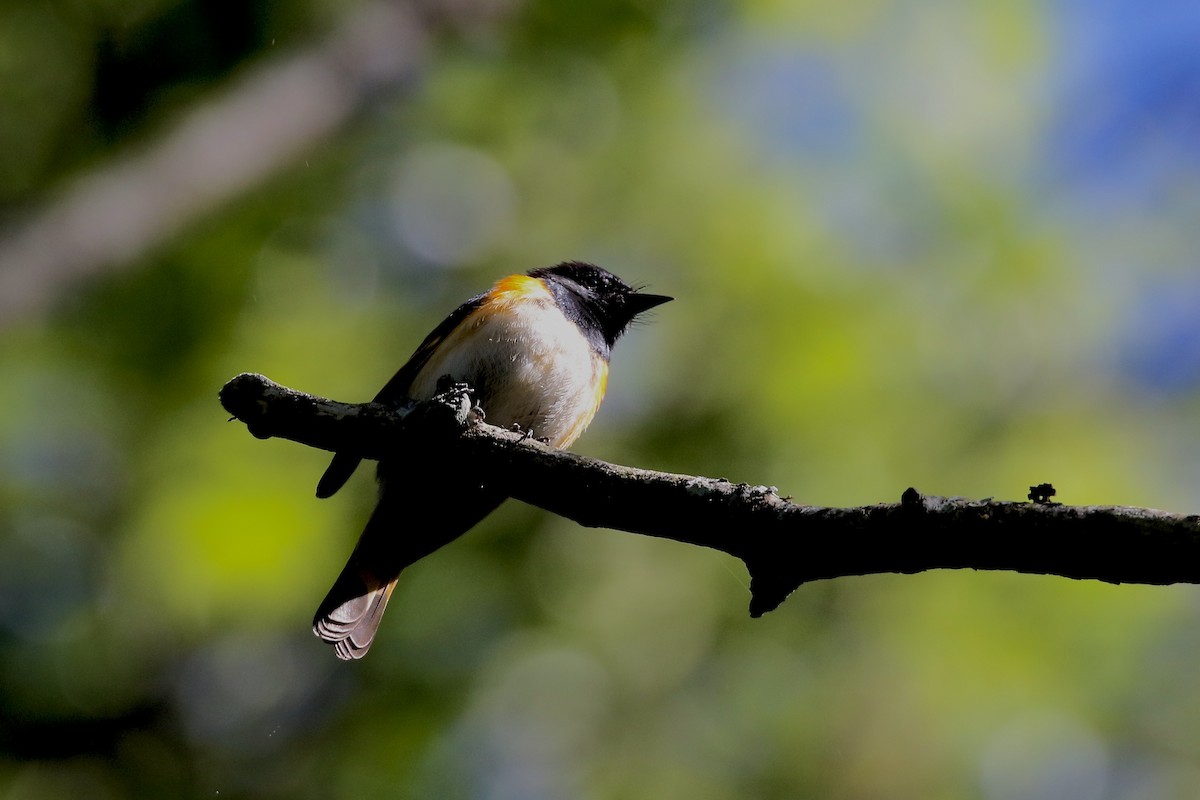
[312,261,672,659]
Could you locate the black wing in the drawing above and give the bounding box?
[314,291,488,498]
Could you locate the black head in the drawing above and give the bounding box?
[529,261,672,357]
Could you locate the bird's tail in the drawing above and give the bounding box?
[312,550,399,660]
[313,479,504,660]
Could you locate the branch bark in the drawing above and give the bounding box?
[220,372,1200,616]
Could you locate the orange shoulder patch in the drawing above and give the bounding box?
[492,274,553,305]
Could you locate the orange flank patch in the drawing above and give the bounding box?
[555,359,608,448]
[596,361,608,406]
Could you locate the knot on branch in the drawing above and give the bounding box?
[1028,482,1058,504]
[220,372,293,439]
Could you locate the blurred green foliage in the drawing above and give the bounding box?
[3,0,1200,797]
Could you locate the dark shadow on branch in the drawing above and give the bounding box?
[220,372,1200,615]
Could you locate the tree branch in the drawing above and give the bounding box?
[220,372,1200,616]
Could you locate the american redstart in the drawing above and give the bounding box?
[313,261,672,659]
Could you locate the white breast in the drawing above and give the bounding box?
[407,298,605,447]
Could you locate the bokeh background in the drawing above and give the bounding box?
[3,0,1200,797]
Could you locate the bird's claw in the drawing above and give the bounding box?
[510,424,541,443]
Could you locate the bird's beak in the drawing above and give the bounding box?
[628,292,673,314]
